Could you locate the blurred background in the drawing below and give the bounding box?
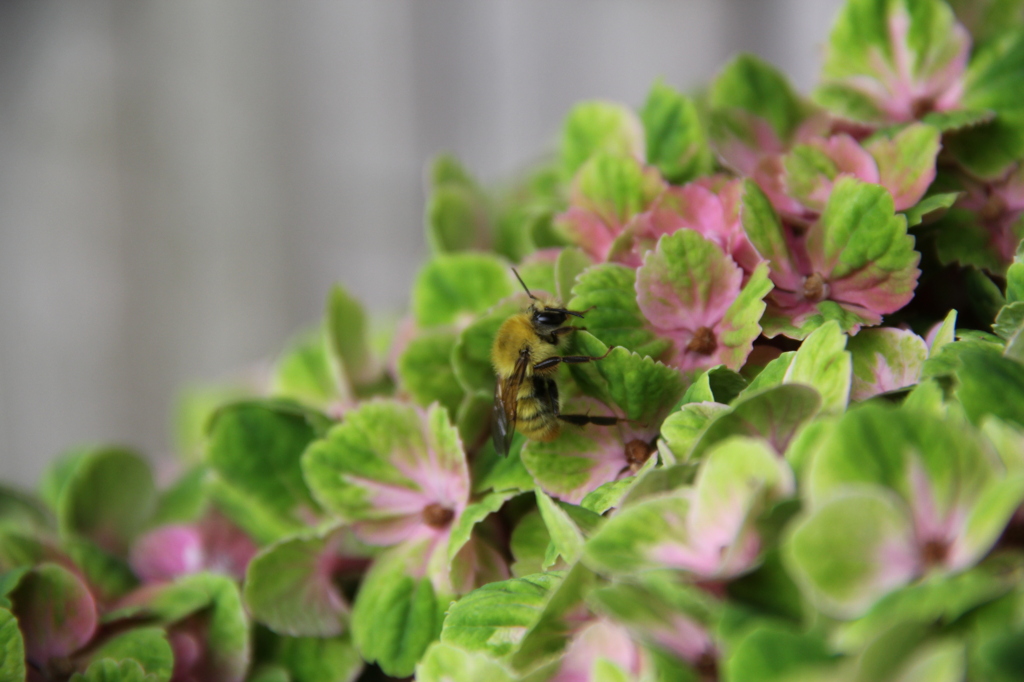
[0,0,843,487]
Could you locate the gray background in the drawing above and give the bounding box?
[0,0,843,487]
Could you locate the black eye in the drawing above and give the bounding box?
[535,311,567,327]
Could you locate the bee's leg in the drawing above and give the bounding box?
[532,346,614,371]
[546,325,585,344]
[557,413,621,426]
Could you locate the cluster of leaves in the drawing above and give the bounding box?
[6,0,1024,680]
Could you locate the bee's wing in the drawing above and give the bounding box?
[492,348,529,457]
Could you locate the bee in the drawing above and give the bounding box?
[491,269,621,456]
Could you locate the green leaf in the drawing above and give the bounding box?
[710,53,806,142]
[248,664,295,682]
[0,532,48,573]
[173,573,250,682]
[455,391,492,454]
[63,537,137,603]
[452,297,521,396]
[725,624,837,682]
[70,659,159,682]
[570,331,685,425]
[555,247,594,304]
[659,402,730,463]
[817,0,969,124]
[929,309,958,357]
[175,382,256,465]
[568,263,671,358]
[425,184,490,254]
[944,118,1024,179]
[719,261,774,368]
[585,438,791,578]
[689,384,822,461]
[740,180,790,278]
[520,420,632,505]
[0,484,51,535]
[271,328,338,410]
[535,490,585,567]
[207,401,325,523]
[813,177,919,314]
[640,80,715,184]
[325,285,376,391]
[955,345,1024,427]
[782,320,851,414]
[726,548,806,623]
[975,629,1024,682]
[398,329,465,415]
[510,563,598,671]
[965,30,1024,120]
[85,627,173,682]
[8,562,97,662]
[847,327,928,400]
[742,351,796,394]
[994,301,1024,340]
[566,152,665,228]
[785,488,917,619]
[589,578,718,675]
[38,447,90,514]
[902,192,960,227]
[448,491,515,565]
[412,253,514,328]
[440,572,563,660]
[580,453,658,514]
[561,101,645,177]
[1006,243,1024,303]
[921,108,995,131]
[207,476,304,545]
[351,542,447,677]
[0,607,25,682]
[266,633,363,682]
[244,528,351,637]
[57,447,156,556]
[147,465,208,527]
[839,561,1020,650]
[417,643,516,682]
[807,404,998,511]
[303,401,468,522]
[866,123,941,209]
[679,366,748,406]
[509,511,551,577]
[471,437,534,495]
[960,473,1024,562]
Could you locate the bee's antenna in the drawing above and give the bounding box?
[511,268,540,301]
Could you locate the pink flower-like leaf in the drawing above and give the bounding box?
[303,400,471,556]
[9,563,98,665]
[745,177,920,338]
[129,512,258,584]
[818,0,970,125]
[637,230,772,373]
[585,438,792,581]
[555,153,665,262]
[615,177,763,275]
[550,618,648,682]
[522,396,656,505]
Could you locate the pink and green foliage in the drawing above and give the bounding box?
[744,176,921,338]
[9,1,1024,680]
[816,0,970,125]
[636,230,772,372]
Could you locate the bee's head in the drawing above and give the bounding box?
[530,302,568,329]
[529,299,584,331]
[514,268,583,331]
